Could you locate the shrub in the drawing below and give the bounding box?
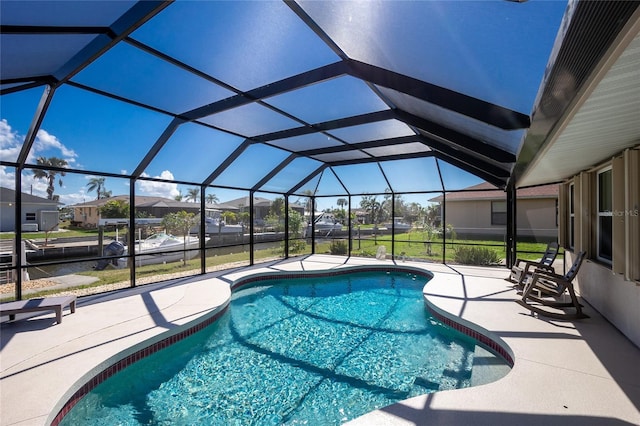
[454,246,499,265]
[288,239,307,254]
[330,240,348,255]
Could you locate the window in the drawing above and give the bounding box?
[569,183,574,249]
[25,213,36,221]
[597,167,612,263]
[491,200,507,225]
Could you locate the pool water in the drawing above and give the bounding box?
[60,271,510,425]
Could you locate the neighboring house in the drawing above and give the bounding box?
[220,196,305,224]
[0,187,61,232]
[70,195,305,228]
[70,196,201,228]
[429,182,558,242]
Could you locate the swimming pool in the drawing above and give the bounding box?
[58,270,511,425]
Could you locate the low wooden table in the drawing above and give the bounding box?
[0,296,77,324]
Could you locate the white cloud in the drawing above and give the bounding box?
[0,119,79,167]
[58,191,88,206]
[137,170,180,199]
[0,166,15,190]
[33,129,78,165]
[25,179,49,199]
[0,119,23,162]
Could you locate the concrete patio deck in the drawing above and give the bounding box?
[1,255,639,425]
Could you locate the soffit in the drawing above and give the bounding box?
[518,26,640,187]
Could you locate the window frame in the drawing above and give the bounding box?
[568,182,574,249]
[491,200,507,226]
[596,166,613,264]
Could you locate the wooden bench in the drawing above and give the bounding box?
[0,296,77,324]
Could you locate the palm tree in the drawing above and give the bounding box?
[337,198,348,212]
[205,193,219,204]
[186,188,199,203]
[360,195,381,225]
[86,177,106,200]
[32,156,68,200]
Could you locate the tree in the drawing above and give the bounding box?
[237,211,250,225]
[425,204,441,227]
[174,191,183,201]
[406,202,424,224]
[205,193,219,204]
[161,211,199,266]
[221,211,236,224]
[186,188,199,203]
[288,208,303,237]
[382,190,405,222]
[337,198,348,212]
[360,195,381,225]
[99,200,130,218]
[86,177,106,200]
[269,197,285,216]
[32,156,68,200]
[100,189,112,198]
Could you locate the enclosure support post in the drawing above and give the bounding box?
[129,179,136,287]
[393,195,398,259]
[250,191,255,265]
[284,197,289,259]
[348,196,352,255]
[506,182,517,268]
[200,186,206,274]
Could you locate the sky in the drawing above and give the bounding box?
[0,0,569,210]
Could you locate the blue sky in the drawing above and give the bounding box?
[0,0,568,210]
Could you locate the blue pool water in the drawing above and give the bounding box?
[60,271,510,425]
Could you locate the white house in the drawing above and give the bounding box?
[0,187,61,232]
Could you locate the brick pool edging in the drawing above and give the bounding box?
[49,264,514,425]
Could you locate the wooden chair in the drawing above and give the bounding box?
[515,251,588,320]
[509,241,559,288]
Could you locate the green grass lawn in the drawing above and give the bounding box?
[334,231,557,263]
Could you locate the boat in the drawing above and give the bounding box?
[308,212,343,232]
[116,232,207,268]
[203,217,245,235]
[384,217,412,231]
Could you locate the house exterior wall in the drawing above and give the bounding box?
[0,202,58,232]
[516,199,557,240]
[0,202,15,232]
[443,198,557,241]
[561,147,640,347]
[72,206,101,228]
[569,251,640,348]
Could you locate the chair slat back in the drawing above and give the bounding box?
[565,251,586,282]
[540,242,559,266]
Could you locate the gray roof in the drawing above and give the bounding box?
[0,187,61,205]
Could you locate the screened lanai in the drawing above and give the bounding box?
[1,1,638,301]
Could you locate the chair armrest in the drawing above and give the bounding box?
[531,263,555,273]
[531,270,565,282]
